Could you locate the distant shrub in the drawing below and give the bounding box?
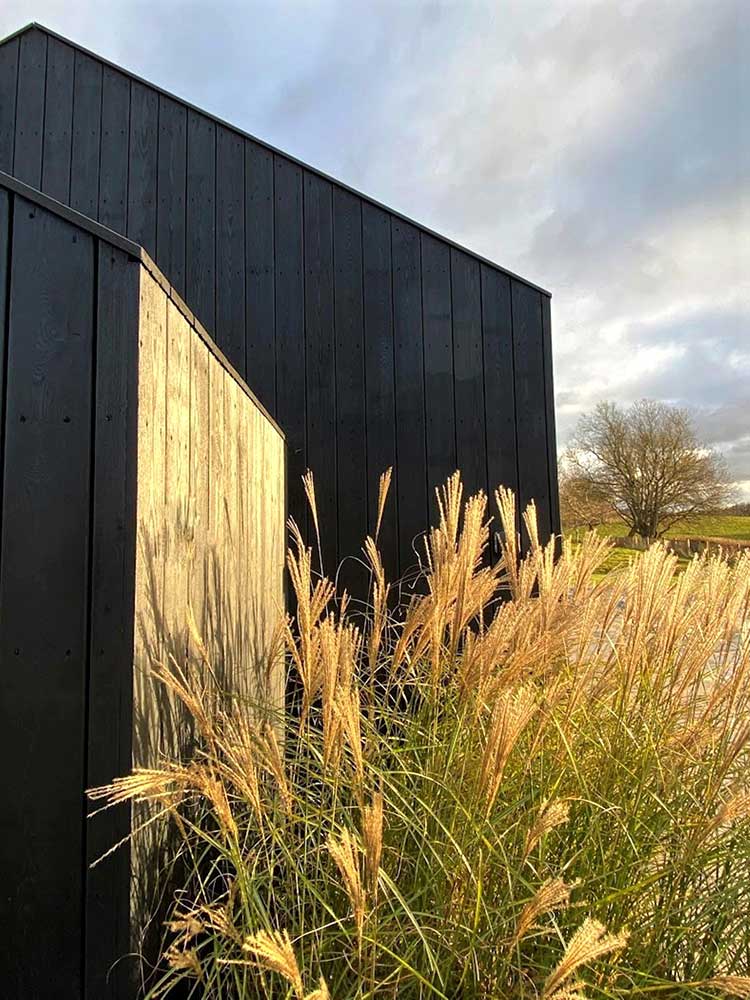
[92,474,750,999]
[724,502,750,517]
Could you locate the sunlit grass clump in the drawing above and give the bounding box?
[92,473,750,998]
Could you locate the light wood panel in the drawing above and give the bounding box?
[133,265,286,771]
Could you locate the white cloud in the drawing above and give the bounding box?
[1,0,746,492]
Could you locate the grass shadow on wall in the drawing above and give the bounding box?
[126,496,283,995]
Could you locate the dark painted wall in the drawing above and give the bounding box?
[0,24,560,587]
[0,178,139,999]
[0,170,288,999]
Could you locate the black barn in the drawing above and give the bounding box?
[0,19,561,1000]
[0,22,559,590]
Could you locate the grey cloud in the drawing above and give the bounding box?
[0,0,746,491]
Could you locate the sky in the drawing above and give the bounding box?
[2,0,748,496]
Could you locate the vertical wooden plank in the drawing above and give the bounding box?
[245,141,275,414]
[132,271,167,771]
[451,249,485,500]
[157,95,187,297]
[272,422,287,638]
[0,190,9,439]
[245,401,260,664]
[274,155,305,538]
[127,80,159,257]
[392,218,427,576]
[13,28,47,187]
[186,110,216,332]
[0,189,8,602]
[0,35,19,173]
[207,350,226,544]
[511,279,551,544]
[541,295,561,539]
[216,125,246,372]
[85,243,139,999]
[245,400,266,691]
[130,270,168,972]
[0,200,94,998]
[304,171,336,575]
[164,299,191,666]
[99,65,130,233]
[223,375,241,671]
[41,37,74,203]
[70,50,102,219]
[207,353,226,655]
[481,265,517,503]
[136,274,168,549]
[256,410,286,711]
[421,232,455,518]
[235,377,250,677]
[362,201,397,580]
[189,332,210,641]
[333,187,367,594]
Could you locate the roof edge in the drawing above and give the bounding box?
[0,21,38,46]
[0,169,285,441]
[0,20,552,298]
[0,167,143,256]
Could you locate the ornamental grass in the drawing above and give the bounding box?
[91,472,750,998]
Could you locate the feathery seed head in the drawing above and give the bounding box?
[512,877,573,945]
[327,829,366,945]
[304,978,331,1000]
[362,791,384,897]
[242,928,305,1000]
[543,918,629,997]
[524,799,571,859]
[702,977,750,998]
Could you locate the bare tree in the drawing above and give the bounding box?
[567,399,734,539]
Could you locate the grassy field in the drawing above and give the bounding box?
[565,515,750,580]
[593,514,750,542]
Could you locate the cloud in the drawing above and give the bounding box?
[1,0,746,496]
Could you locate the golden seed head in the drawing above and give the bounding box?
[362,791,384,895]
[512,877,572,945]
[524,799,571,859]
[304,977,331,1000]
[543,918,629,998]
[242,928,305,1000]
[327,829,366,943]
[702,977,750,998]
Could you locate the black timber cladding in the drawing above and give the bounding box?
[0,172,140,999]
[0,21,561,581]
[0,168,287,999]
